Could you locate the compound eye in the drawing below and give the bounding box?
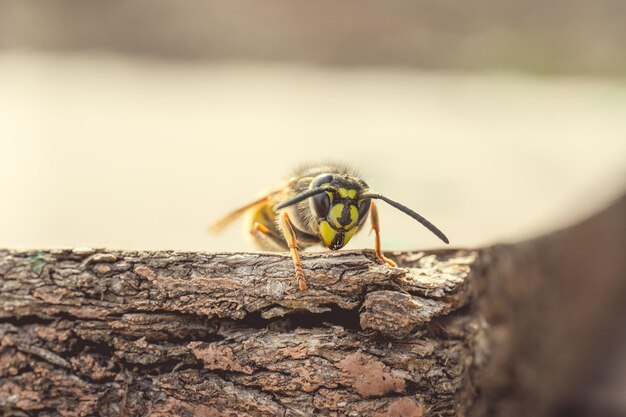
[312,192,331,218]
[358,199,371,224]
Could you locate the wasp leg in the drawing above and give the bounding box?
[251,222,289,250]
[370,201,398,267]
[280,212,308,291]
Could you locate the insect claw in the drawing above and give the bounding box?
[377,254,398,267]
[298,277,309,291]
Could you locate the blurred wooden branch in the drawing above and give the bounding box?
[1,1,626,75]
[0,195,624,416]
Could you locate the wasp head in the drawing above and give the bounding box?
[307,174,370,250]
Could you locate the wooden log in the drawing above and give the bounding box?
[0,194,624,416]
[471,194,626,416]
[0,248,479,416]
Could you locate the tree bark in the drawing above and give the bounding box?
[0,195,624,417]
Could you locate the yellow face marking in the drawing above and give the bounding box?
[347,205,358,229]
[328,203,359,229]
[343,226,358,246]
[337,188,357,199]
[318,183,334,204]
[319,221,337,247]
[328,204,344,228]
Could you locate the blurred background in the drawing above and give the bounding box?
[1,0,625,254]
[0,1,625,414]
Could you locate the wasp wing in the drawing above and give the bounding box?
[208,181,292,233]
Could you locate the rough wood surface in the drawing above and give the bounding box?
[1,195,624,417]
[0,248,480,417]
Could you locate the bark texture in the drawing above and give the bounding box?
[0,248,480,417]
[0,195,624,417]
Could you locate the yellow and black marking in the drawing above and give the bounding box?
[319,188,361,250]
[210,163,449,292]
[337,188,357,199]
[247,201,288,251]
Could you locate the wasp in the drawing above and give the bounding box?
[210,164,449,291]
